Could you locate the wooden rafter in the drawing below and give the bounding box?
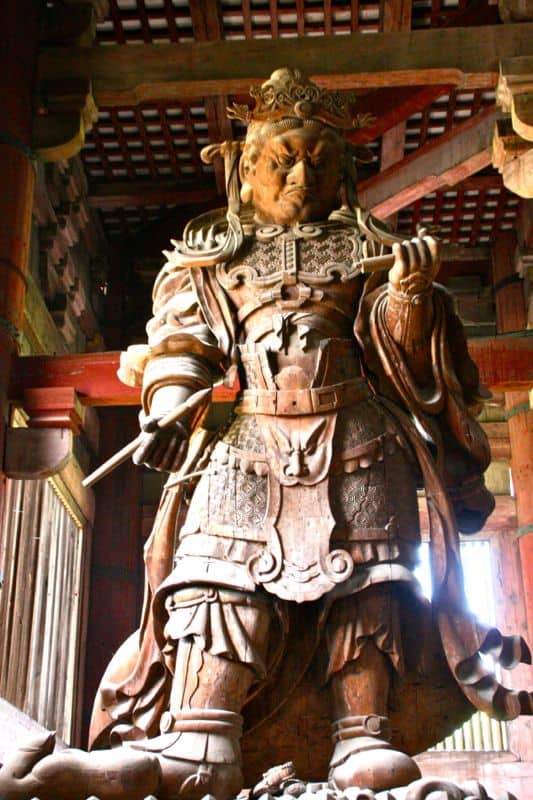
[351,86,452,144]
[359,106,499,218]
[87,179,219,210]
[39,24,533,106]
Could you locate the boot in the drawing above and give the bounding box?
[128,708,244,800]
[329,714,421,792]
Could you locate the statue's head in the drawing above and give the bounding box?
[229,69,361,226]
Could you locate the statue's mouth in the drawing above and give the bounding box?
[284,188,315,201]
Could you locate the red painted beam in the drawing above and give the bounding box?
[10,335,533,408]
[468,334,533,392]
[10,352,140,407]
[349,85,452,145]
[9,351,236,407]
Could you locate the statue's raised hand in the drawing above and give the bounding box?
[388,228,440,295]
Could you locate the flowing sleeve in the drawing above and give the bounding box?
[355,282,494,534]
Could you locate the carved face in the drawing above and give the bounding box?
[242,123,345,225]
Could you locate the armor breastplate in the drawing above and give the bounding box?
[216,221,366,355]
[173,221,419,603]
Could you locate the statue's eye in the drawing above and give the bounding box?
[278,154,295,168]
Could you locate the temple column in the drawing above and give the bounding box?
[0,0,39,497]
[493,229,533,642]
[492,228,533,761]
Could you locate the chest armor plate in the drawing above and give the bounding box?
[216,221,366,339]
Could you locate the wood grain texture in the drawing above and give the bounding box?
[38,24,533,106]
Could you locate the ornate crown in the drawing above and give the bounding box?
[227,68,374,131]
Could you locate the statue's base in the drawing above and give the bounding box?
[33,774,516,800]
[234,764,519,800]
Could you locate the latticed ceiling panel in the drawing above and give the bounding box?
[99,204,178,238]
[96,0,473,45]
[396,180,521,245]
[83,101,218,181]
[403,89,496,154]
[82,89,497,185]
[84,1,512,250]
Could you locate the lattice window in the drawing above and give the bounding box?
[0,478,88,744]
[416,539,509,752]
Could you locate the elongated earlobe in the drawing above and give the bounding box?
[240,181,253,204]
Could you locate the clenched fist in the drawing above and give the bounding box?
[388,228,440,295]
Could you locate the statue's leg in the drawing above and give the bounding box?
[139,585,272,800]
[0,587,271,800]
[326,584,421,792]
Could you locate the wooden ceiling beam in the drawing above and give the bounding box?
[359,106,499,218]
[38,24,533,106]
[468,334,533,391]
[350,85,452,145]
[87,179,219,210]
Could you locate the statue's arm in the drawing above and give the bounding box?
[383,231,440,384]
[120,267,224,471]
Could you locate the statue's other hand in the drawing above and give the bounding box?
[132,411,190,472]
[388,228,440,295]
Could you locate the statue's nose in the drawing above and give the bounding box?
[285,449,309,477]
[287,159,315,187]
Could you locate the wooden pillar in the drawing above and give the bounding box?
[493,231,533,628]
[0,0,39,516]
[492,229,533,759]
[81,408,144,745]
[505,390,533,617]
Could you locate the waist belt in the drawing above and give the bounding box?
[238,377,370,415]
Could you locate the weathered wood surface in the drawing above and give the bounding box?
[38,24,533,106]
[360,106,498,218]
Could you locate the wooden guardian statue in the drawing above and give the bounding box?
[1,68,532,800]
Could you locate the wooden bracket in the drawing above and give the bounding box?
[3,387,83,479]
[21,387,84,434]
[492,116,533,198]
[33,78,98,162]
[497,56,533,141]
[498,0,533,24]
[492,56,533,197]
[33,1,106,161]
[3,427,73,479]
[43,1,109,47]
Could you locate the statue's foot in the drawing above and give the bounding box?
[0,709,244,800]
[0,740,241,800]
[0,734,162,800]
[329,743,421,792]
[0,731,55,799]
